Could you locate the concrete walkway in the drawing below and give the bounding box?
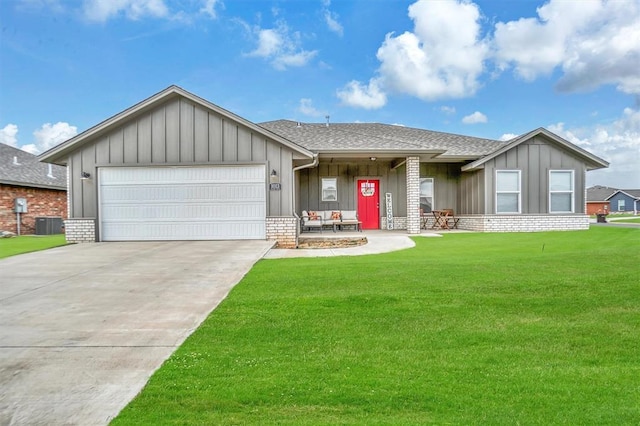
[0,240,273,426]
[264,230,466,259]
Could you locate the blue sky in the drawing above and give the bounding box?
[1,0,638,188]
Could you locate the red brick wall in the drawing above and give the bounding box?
[587,201,609,215]
[0,184,67,234]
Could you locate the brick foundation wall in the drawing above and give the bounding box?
[457,215,589,232]
[385,215,588,232]
[0,184,67,235]
[266,217,298,248]
[64,218,96,243]
[382,216,407,230]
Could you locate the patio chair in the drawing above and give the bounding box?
[301,210,323,232]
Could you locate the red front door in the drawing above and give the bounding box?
[357,179,380,229]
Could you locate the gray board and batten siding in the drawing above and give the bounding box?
[463,135,588,214]
[297,160,462,218]
[67,96,302,220]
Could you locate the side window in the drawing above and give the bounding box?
[549,170,574,213]
[496,170,521,214]
[420,178,434,213]
[321,178,337,202]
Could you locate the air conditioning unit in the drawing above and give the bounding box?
[35,217,64,235]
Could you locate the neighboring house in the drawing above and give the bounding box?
[38,86,608,248]
[586,185,616,215]
[607,189,640,214]
[1,143,67,234]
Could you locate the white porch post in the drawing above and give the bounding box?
[406,156,421,234]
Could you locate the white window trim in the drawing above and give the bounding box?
[321,177,338,202]
[549,170,575,213]
[496,170,521,214]
[420,177,435,212]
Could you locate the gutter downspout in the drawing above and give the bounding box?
[291,154,318,247]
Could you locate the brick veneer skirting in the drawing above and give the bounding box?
[0,184,67,234]
[64,218,96,243]
[266,216,298,248]
[383,215,589,232]
[457,214,589,232]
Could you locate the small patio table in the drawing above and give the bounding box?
[431,210,451,230]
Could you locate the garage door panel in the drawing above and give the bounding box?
[102,221,266,241]
[102,166,265,184]
[101,183,264,203]
[99,166,266,241]
[101,203,266,220]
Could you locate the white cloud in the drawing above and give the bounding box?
[462,111,487,124]
[298,98,323,117]
[336,78,387,110]
[0,124,19,147]
[245,21,317,70]
[499,133,519,141]
[324,11,343,36]
[83,0,169,22]
[23,122,78,154]
[200,0,221,19]
[376,0,488,101]
[494,0,640,94]
[323,2,343,37]
[440,106,456,115]
[548,108,640,188]
[338,0,488,109]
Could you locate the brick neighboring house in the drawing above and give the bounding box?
[0,143,67,235]
[587,185,640,215]
[586,185,616,215]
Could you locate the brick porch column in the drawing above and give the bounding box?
[406,156,421,234]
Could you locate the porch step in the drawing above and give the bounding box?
[297,236,367,249]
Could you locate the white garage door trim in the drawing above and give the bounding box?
[98,165,266,241]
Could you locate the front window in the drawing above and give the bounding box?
[496,170,521,214]
[420,178,434,213]
[549,170,574,213]
[321,178,337,202]
[618,199,625,211]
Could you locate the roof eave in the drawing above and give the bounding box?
[316,149,446,158]
[39,86,314,165]
[461,127,609,172]
[0,179,66,191]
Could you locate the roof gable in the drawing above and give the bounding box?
[39,86,313,165]
[587,185,618,202]
[606,189,640,201]
[0,143,66,190]
[462,127,609,172]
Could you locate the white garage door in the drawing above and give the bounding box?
[99,166,266,241]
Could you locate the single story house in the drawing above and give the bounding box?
[1,143,67,235]
[38,86,609,247]
[586,185,615,215]
[607,189,640,214]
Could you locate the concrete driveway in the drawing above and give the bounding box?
[0,240,273,426]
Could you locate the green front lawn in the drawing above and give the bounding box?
[614,217,640,224]
[113,227,640,425]
[0,234,67,259]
